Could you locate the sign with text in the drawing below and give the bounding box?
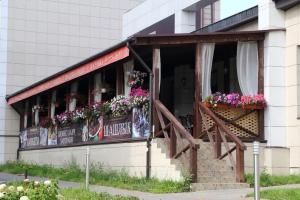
[26,127,40,147]
[19,111,149,149]
[57,123,83,145]
[103,115,132,140]
[8,46,129,105]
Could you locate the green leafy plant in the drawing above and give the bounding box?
[0,179,60,200]
[0,161,191,194]
[245,170,300,187]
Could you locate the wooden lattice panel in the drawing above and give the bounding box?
[202,107,259,139]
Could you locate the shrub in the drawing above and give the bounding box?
[0,179,61,200]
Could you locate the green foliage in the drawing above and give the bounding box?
[0,180,60,200]
[62,189,139,200]
[0,161,191,194]
[245,170,300,187]
[247,189,300,200]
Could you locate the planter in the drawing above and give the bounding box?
[202,105,261,140]
[242,104,265,110]
[204,102,265,110]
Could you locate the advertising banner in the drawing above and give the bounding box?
[47,127,57,146]
[26,127,40,147]
[20,110,149,149]
[39,127,48,146]
[57,123,83,145]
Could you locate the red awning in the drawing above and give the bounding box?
[7,46,129,105]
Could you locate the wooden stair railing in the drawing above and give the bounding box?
[198,102,247,182]
[154,100,200,182]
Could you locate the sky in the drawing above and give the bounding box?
[220,0,258,19]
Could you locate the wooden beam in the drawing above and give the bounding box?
[190,146,198,182]
[170,125,177,157]
[258,40,264,94]
[135,33,265,46]
[116,66,124,95]
[88,77,92,105]
[193,43,202,139]
[258,40,265,141]
[152,47,161,132]
[236,147,245,182]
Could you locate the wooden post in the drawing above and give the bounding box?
[47,93,51,118]
[169,125,176,157]
[153,47,161,132]
[236,147,245,182]
[258,40,264,141]
[116,66,124,95]
[88,77,92,105]
[193,43,202,138]
[190,146,198,182]
[215,127,221,158]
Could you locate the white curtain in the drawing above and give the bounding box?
[24,101,29,128]
[69,82,78,111]
[202,43,215,99]
[34,96,40,126]
[153,48,161,94]
[123,60,134,97]
[94,73,102,102]
[51,90,56,119]
[237,41,259,95]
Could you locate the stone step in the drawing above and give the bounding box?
[197,175,236,183]
[197,162,232,171]
[197,170,235,177]
[191,182,250,191]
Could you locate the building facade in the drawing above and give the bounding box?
[0,0,144,164]
[122,0,220,38]
[122,0,300,175]
[2,0,300,189]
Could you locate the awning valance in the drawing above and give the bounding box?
[7,46,129,105]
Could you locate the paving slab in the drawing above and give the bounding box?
[1,172,300,200]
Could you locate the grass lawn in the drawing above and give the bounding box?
[247,189,300,200]
[62,188,139,200]
[245,171,300,187]
[0,161,191,194]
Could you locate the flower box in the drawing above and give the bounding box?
[204,93,266,110]
[204,102,265,110]
[242,104,265,110]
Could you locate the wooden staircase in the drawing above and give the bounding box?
[153,100,249,190]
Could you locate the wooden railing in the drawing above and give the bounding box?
[154,100,200,182]
[198,102,247,182]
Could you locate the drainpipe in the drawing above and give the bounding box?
[126,42,153,179]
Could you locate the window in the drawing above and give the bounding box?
[197,0,220,29]
[202,5,212,27]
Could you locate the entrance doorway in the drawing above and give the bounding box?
[159,45,195,128]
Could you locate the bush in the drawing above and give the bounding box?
[0,179,62,200]
[0,161,191,194]
[245,170,300,187]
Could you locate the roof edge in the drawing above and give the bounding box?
[6,39,132,102]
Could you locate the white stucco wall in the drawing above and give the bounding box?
[285,4,300,174]
[19,140,183,181]
[257,0,300,174]
[0,0,144,164]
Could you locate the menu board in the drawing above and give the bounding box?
[57,123,83,145]
[26,127,40,147]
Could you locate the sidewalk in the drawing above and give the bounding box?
[1,172,300,200]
